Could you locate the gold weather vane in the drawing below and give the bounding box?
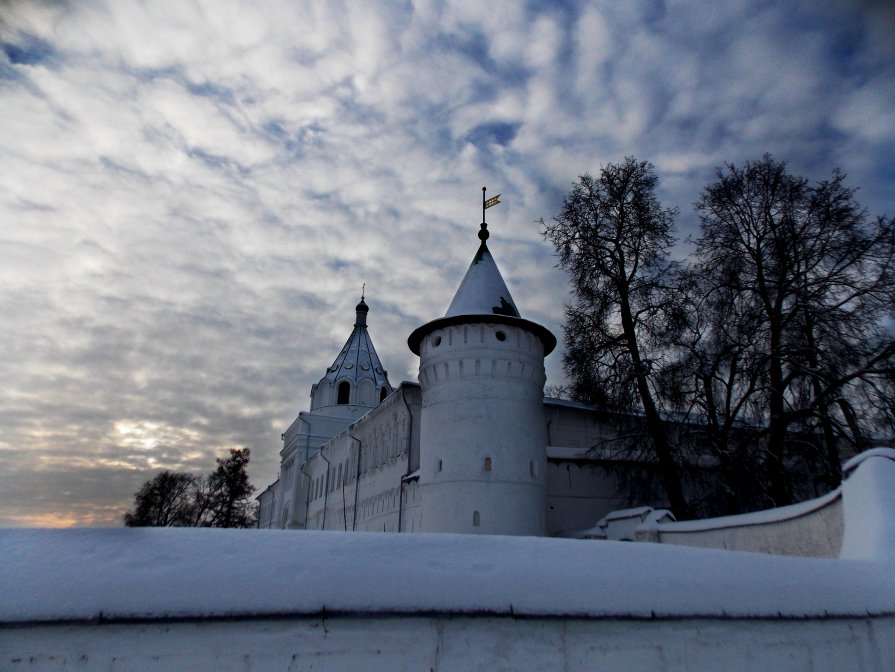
[481,186,501,231]
[484,189,501,211]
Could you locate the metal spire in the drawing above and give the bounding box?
[480,187,501,243]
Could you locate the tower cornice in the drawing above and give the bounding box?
[407,313,556,356]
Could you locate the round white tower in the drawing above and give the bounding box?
[408,219,556,536]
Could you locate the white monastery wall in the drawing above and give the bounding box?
[301,384,422,533]
[544,401,635,533]
[256,480,278,529]
[260,408,369,530]
[640,493,843,557]
[545,400,618,450]
[546,457,628,534]
[276,405,383,529]
[623,449,895,558]
[8,615,893,672]
[260,386,636,536]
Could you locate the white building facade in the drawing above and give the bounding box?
[257,221,632,534]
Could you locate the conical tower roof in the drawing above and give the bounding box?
[309,297,392,413]
[408,222,555,355]
[323,297,390,389]
[444,236,521,318]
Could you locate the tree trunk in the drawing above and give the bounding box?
[619,287,689,518]
[766,323,790,506]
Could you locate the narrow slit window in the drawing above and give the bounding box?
[483,457,492,472]
[337,381,350,405]
[473,511,480,527]
[436,459,443,472]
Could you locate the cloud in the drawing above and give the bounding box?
[0,0,892,526]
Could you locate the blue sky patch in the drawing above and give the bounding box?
[2,34,55,66]
[466,121,521,148]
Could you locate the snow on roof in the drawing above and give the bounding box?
[444,244,520,319]
[3,528,894,624]
[406,238,557,355]
[545,446,591,460]
[602,506,656,522]
[543,397,596,411]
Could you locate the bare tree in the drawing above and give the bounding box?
[693,156,894,506]
[542,158,690,518]
[123,471,198,527]
[196,448,256,528]
[124,449,257,528]
[657,269,769,515]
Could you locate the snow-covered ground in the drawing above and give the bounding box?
[3,527,895,624]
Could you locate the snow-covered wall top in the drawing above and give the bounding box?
[840,449,895,561]
[3,528,894,624]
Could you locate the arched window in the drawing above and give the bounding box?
[337,381,350,404]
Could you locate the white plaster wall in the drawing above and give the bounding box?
[270,408,364,530]
[282,411,354,458]
[543,401,651,535]
[840,453,895,560]
[643,495,843,557]
[6,615,893,671]
[417,323,548,535]
[256,486,276,529]
[546,460,627,534]
[301,385,421,533]
[545,402,617,451]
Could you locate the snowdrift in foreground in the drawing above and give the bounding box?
[3,528,894,624]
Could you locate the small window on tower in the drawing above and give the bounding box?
[495,330,507,342]
[380,387,389,402]
[530,460,536,478]
[337,381,350,404]
[437,459,443,472]
[473,511,481,527]
[483,457,492,471]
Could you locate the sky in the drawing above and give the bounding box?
[1,0,893,528]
